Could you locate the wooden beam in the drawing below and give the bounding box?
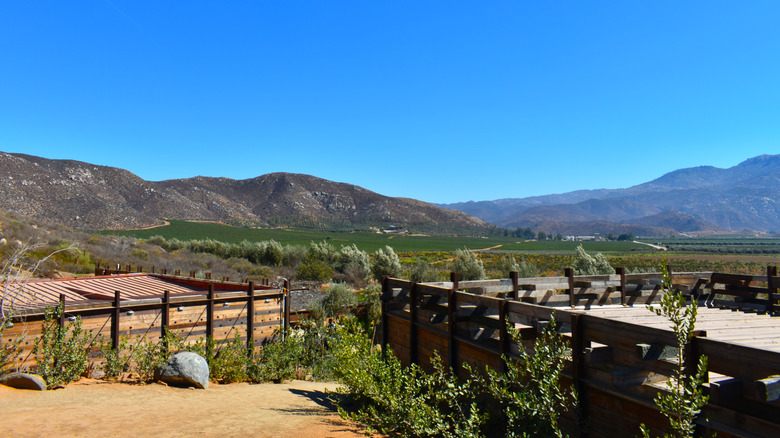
[756,375,780,402]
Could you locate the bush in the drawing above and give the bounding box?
[132,330,185,381]
[33,304,90,388]
[309,283,357,321]
[335,244,370,281]
[572,244,613,275]
[330,318,485,437]
[97,335,132,379]
[480,317,576,437]
[0,324,23,375]
[450,249,485,281]
[297,259,333,282]
[371,246,402,281]
[190,334,250,383]
[408,258,441,282]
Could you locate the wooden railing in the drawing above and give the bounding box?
[381,269,780,438]
[3,282,289,372]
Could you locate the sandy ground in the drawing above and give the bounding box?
[0,379,376,438]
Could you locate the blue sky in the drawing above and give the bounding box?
[1,2,778,204]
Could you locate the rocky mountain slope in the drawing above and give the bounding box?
[443,154,780,235]
[0,152,490,233]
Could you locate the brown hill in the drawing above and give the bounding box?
[0,152,489,233]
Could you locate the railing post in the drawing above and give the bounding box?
[410,281,419,366]
[570,313,588,437]
[381,275,390,361]
[161,290,170,340]
[565,267,575,308]
[499,299,509,373]
[206,284,215,359]
[112,291,121,350]
[510,271,519,300]
[616,267,626,306]
[58,294,66,327]
[448,272,459,370]
[685,330,708,383]
[246,281,255,356]
[768,266,777,314]
[283,279,290,331]
[207,284,214,338]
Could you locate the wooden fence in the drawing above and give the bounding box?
[381,268,780,438]
[3,281,289,372]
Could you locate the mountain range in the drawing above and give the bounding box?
[0,152,488,233]
[2,152,778,236]
[441,154,780,235]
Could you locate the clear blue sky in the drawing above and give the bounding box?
[1,1,778,204]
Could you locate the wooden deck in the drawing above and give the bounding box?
[382,271,780,437]
[576,304,780,353]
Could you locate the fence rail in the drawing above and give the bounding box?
[3,280,290,372]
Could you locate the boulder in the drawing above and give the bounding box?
[154,352,209,389]
[0,372,47,391]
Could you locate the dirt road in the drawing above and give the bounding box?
[0,379,374,438]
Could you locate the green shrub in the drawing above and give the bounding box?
[335,244,370,280]
[132,330,185,381]
[408,258,441,282]
[249,328,307,382]
[480,317,576,437]
[309,284,357,321]
[296,259,333,282]
[572,244,613,275]
[97,335,132,379]
[330,319,485,437]
[0,324,23,375]
[33,304,90,388]
[371,246,402,281]
[207,333,250,383]
[450,248,485,281]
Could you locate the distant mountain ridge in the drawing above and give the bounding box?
[0,152,490,233]
[442,154,780,235]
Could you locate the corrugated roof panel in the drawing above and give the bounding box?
[0,274,255,311]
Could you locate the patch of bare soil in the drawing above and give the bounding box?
[0,379,378,438]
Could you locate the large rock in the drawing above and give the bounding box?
[0,372,47,391]
[154,352,209,389]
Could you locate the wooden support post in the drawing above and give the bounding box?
[565,267,575,308]
[570,313,587,436]
[161,291,170,341]
[137,266,142,273]
[112,291,121,350]
[151,266,155,274]
[684,330,708,383]
[381,276,390,361]
[510,271,519,300]
[409,281,419,366]
[58,294,66,327]
[448,272,459,370]
[767,266,778,314]
[247,281,255,356]
[206,285,214,339]
[616,267,626,306]
[499,299,510,373]
[283,279,290,331]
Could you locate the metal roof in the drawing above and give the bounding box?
[0,273,260,311]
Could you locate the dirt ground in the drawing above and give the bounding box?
[0,379,377,438]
